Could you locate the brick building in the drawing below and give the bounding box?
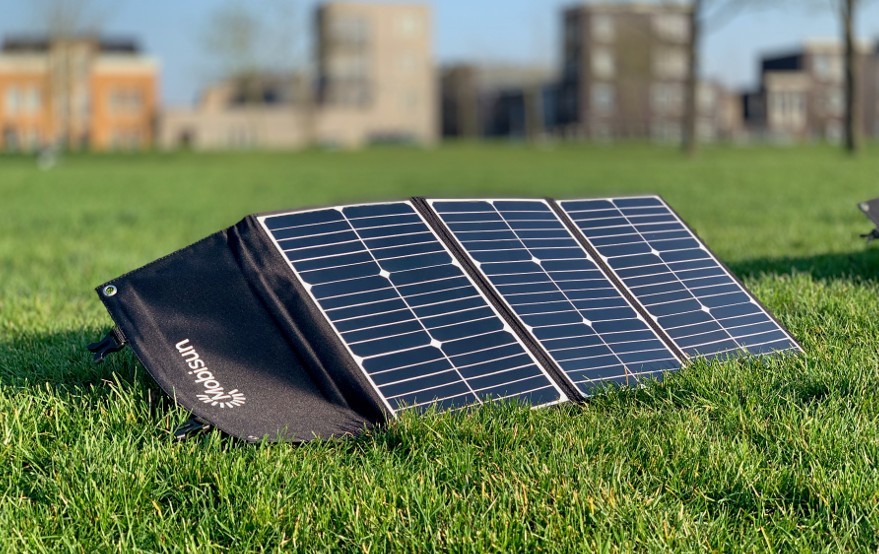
[0,36,158,151]
[742,41,879,141]
[556,3,739,142]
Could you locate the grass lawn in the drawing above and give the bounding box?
[3,143,879,551]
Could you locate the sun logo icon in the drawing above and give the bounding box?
[197,389,247,409]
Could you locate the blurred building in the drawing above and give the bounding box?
[315,2,435,145]
[161,74,314,150]
[0,36,157,151]
[161,1,435,150]
[440,64,557,140]
[556,3,738,142]
[742,41,879,142]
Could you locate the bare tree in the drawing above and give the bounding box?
[682,0,702,157]
[33,0,103,35]
[685,0,868,155]
[29,0,107,149]
[838,0,860,154]
[680,0,753,157]
[201,2,263,104]
[200,1,315,144]
[201,1,311,102]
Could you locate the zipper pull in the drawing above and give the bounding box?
[87,327,127,363]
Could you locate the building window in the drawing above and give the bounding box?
[330,53,368,79]
[591,48,615,79]
[397,13,420,37]
[25,87,40,114]
[110,88,143,114]
[331,15,369,45]
[651,83,684,113]
[697,84,716,112]
[653,14,689,42]
[329,82,371,106]
[824,88,844,116]
[591,15,615,42]
[5,87,20,114]
[651,120,682,142]
[813,54,843,82]
[653,48,688,79]
[768,91,806,130]
[591,83,615,114]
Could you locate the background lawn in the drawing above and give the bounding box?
[3,143,879,551]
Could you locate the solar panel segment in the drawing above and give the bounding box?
[259,202,567,414]
[429,199,682,395]
[559,196,801,359]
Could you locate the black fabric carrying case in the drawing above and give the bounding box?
[96,214,389,442]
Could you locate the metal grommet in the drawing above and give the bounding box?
[103,285,118,297]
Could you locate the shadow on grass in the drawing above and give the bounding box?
[0,328,147,391]
[729,247,879,282]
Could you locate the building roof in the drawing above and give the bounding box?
[441,63,557,91]
[760,38,876,63]
[1,35,141,54]
[565,2,691,15]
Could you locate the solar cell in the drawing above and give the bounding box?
[559,196,801,359]
[258,202,567,414]
[428,199,682,395]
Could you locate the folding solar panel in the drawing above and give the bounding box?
[427,199,682,394]
[89,195,800,443]
[258,202,566,413]
[558,197,801,359]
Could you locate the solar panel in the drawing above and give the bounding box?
[91,195,802,442]
[258,201,567,414]
[558,196,801,359]
[428,199,682,395]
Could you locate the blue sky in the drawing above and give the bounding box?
[1,0,877,106]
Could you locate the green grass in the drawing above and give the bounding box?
[3,143,879,551]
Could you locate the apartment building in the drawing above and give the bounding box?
[0,36,157,151]
[315,2,434,145]
[440,64,557,139]
[743,41,879,141]
[160,74,314,149]
[556,3,737,142]
[161,1,435,150]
